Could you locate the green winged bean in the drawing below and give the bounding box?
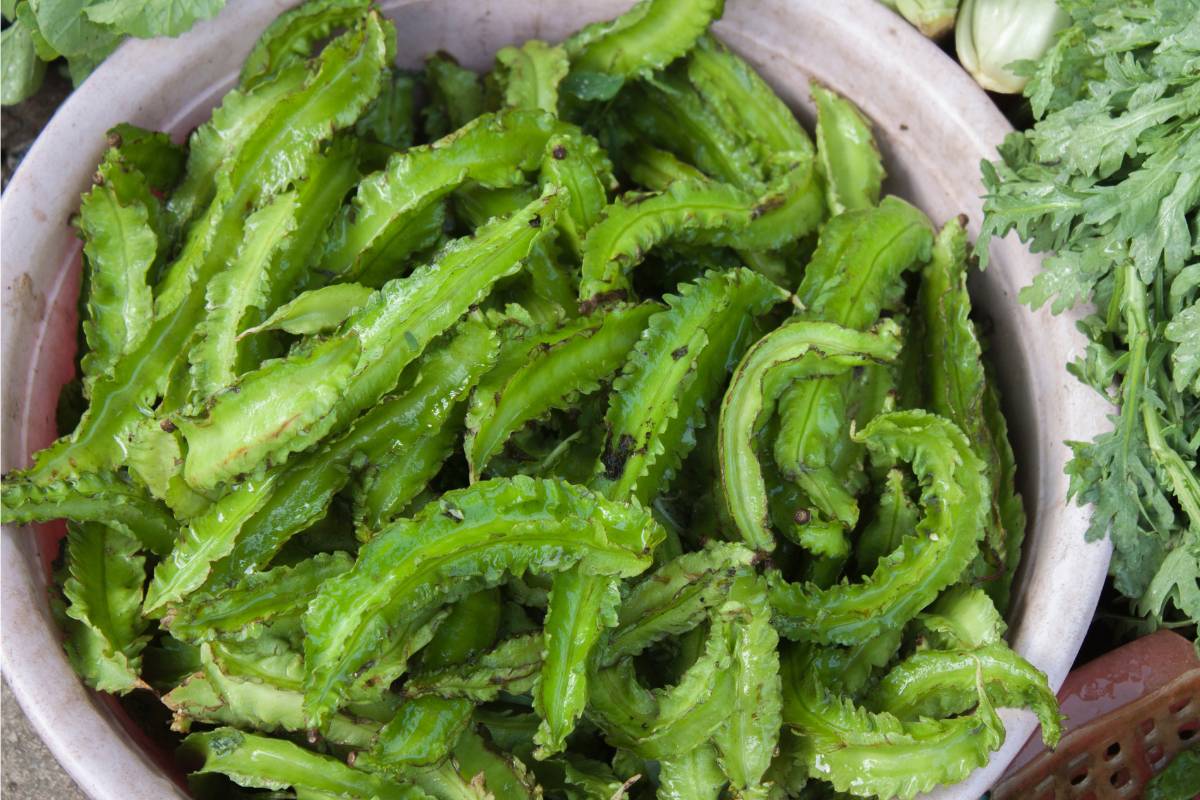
[181,728,424,800]
[781,647,1005,800]
[811,83,885,215]
[15,17,388,486]
[921,218,1026,609]
[303,477,663,726]
[180,189,560,491]
[466,303,657,479]
[719,319,903,551]
[769,411,988,644]
[11,7,1050,797]
[58,522,151,694]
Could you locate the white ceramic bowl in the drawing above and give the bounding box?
[0,1,1112,798]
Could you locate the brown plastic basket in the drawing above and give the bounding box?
[993,630,1200,800]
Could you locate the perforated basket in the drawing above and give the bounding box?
[993,630,1200,800]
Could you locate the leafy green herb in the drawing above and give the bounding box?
[979,0,1200,632]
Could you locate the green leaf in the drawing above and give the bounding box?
[84,0,226,38]
[1165,299,1200,394]
[28,0,121,58]
[0,18,46,105]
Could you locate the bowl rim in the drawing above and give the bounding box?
[0,1,1112,798]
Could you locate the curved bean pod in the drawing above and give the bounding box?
[586,605,736,759]
[658,745,725,800]
[302,477,662,727]
[578,159,822,304]
[190,190,299,397]
[212,316,497,579]
[164,552,353,643]
[869,643,1062,747]
[405,633,544,702]
[164,640,385,747]
[466,303,656,479]
[1,471,176,555]
[621,73,760,188]
[239,0,374,90]
[144,473,281,615]
[917,584,1008,650]
[710,575,781,800]
[494,40,569,114]
[533,566,621,757]
[357,697,475,772]
[60,522,150,694]
[773,197,933,522]
[634,269,785,504]
[19,17,388,486]
[239,282,375,339]
[718,319,903,551]
[540,130,616,259]
[166,69,307,236]
[565,0,723,82]
[593,270,787,502]
[811,83,885,215]
[600,541,755,665]
[769,410,989,645]
[685,35,814,162]
[853,469,918,574]
[76,151,158,390]
[180,728,423,800]
[323,110,560,281]
[922,218,1025,609]
[781,647,1004,800]
[181,189,559,491]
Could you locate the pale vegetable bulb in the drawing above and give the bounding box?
[955,0,1069,93]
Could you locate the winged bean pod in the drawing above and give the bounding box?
[769,411,989,645]
[2,465,177,554]
[781,647,1005,800]
[181,728,424,800]
[181,189,560,491]
[719,319,903,551]
[239,0,373,91]
[59,522,150,694]
[811,83,885,215]
[303,477,662,727]
[773,198,933,524]
[921,218,1026,608]
[405,633,545,702]
[211,317,497,578]
[466,303,657,479]
[868,644,1062,746]
[322,110,562,281]
[564,0,724,83]
[14,17,388,486]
